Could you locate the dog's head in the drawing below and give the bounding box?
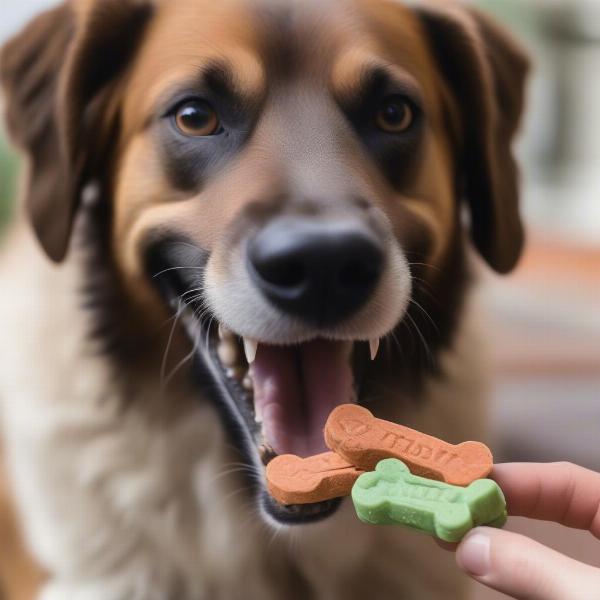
[1,0,528,524]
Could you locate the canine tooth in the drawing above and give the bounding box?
[243,338,258,364]
[217,342,239,367]
[369,338,380,361]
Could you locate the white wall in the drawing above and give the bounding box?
[1,0,60,44]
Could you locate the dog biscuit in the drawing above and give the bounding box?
[266,451,364,505]
[352,459,507,542]
[325,404,493,486]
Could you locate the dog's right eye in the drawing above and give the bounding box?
[173,99,220,136]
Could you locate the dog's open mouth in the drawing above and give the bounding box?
[199,324,370,522]
[147,241,372,524]
[224,335,356,458]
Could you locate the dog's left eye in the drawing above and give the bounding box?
[375,96,414,133]
[173,99,220,136]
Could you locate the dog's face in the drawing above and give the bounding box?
[1,0,528,524]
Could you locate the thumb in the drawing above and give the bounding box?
[456,527,600,600]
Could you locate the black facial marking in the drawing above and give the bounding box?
[77,193,165,385]
[340,67,425,188]
[203,62,238,101]
[368,220,470,400]
[254,4,298,80]
[156,62,260,192]
[144,237,210,309]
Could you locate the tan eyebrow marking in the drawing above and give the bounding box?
[331,48,422,107]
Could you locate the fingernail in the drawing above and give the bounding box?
[457,532,491,577]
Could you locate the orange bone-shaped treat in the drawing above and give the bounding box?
[324,404,493,486]
[266,451,364,505]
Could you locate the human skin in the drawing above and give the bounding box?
[452,462,600,599]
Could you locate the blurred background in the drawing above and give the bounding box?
[0,1,599,599]
[473,3,600,597]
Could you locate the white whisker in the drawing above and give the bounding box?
[409,298,439,333]
[160,300,185,392]
[404,311,434,369]
[160,332,199,393]
[152,266,205,279]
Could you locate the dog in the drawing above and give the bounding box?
[0,0,529,598]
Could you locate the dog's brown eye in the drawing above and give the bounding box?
[376,97,413,133]
[174,100,220,136]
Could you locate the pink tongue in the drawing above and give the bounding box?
[251,340,354,457]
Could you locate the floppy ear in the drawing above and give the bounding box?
[0,0,152,262]
[414,3,530,273]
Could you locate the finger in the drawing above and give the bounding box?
[457,527,600,600]
[492,462,600,538]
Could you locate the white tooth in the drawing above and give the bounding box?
[217,342,238,367]
[242,375,253,391]
[254,401,263,424]
[243,338,258,364]
[226,366,244,381]
[369,338,380,361]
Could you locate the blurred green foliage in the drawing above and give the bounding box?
[474,0,538,36]
[0,129,19,232]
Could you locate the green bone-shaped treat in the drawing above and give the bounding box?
[352,459,507,542]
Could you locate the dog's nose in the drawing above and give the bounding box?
[247,217,384,326]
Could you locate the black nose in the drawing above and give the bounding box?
[247,217,384,326]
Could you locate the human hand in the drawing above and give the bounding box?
[455,462,600,599]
